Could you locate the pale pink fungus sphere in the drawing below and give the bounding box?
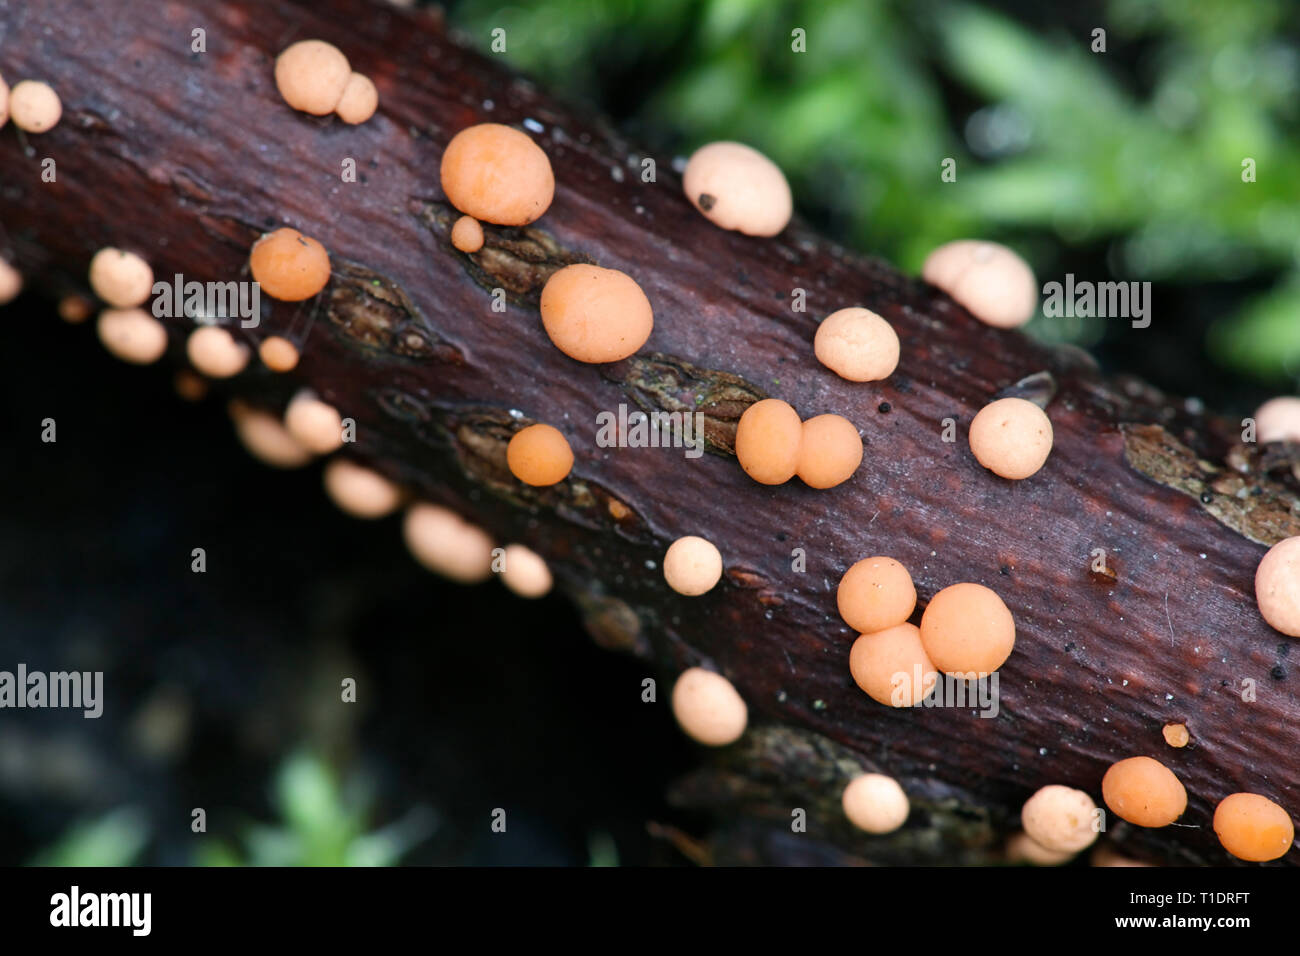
[539,264,654,364]
[0,256,22,305]
[323,459,401,519]
[259,336,300,372]
[795,414,863,489]
[284,392,345,454]
[9,80,61,133]
[671,667,747,747]
[968,396,1053,480]
[1006,832,1074,867]
[663,535,723,596]
[402,503,495,584]
[500,544,553,599]
[922,240,1037,329]
[1255,535,1300,637]
[440,123,555,226]
[1254,397,1300,444]
[841,773,909,834]
[734,398,802,485]
[186,325,250,379]
[88,248,154,308]
[335,72,378,124]
[682,142,792,237]
[1021,785,1099,854]
[228,401,313,469]
[275,40,352,116]
[451,215,485,254]
[96,308,168,365]
[849,623,937,708]
[814,308,900,382]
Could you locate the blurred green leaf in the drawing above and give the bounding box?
[29,807,149,867]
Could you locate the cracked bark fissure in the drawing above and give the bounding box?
[2,0,1298,866]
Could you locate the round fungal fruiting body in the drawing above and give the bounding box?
[335,73,378,124]
[919,582,1015,677]
[259,335,300,372]
[1213,793,1294,863]
[1021,785,1099,854]
[284,392,345,455]
[275,40,351,115]
[1162,723,1189,748]
[96,308,168,365]
[848,623,936,708]
[1255,396,1300,443]
[1090,844,1153,868]
[439,123,555,226]
[57,295,93,324]
[500,544,553,599]
[1101,756,1187,828]
[922,239,1037,328]
[8,80,61,133]
[88,248,154,308]
[1254,536,1300,637]
[506,423,573,487]
[671,667,747,747]
[186,325,250,378]
[450,215,484,253]
[228,401,312,469]
[663,535,723,596]
[814,308,900,382]
[841,773,909,835]
[402,503,494,584]
[734,398,802,485]
[682,141,792,237]
[969,397,1053,480]
[837,557,916,635]
[1006,831,1074,866]
[323,459,401,519]
[249,228,331,302]
[796,414,863,489]
[539,264,654,364]
[0,257,21,305]
[174,370,208,402]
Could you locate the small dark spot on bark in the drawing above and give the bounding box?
[1200,491,1213,504]
[1278,643,1291,657]
[1065,642,1076,652]
[1271,665,1286,680]
[697,193,716,211]
[878,401,892,414]
[894,376,912,393]
[775,531,787,541]
[999,565,1011,576]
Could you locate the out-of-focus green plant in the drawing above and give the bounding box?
[198,751,436,866]
[28,807,150,866]
[452,0,1300,383]
[587,830,619,866]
